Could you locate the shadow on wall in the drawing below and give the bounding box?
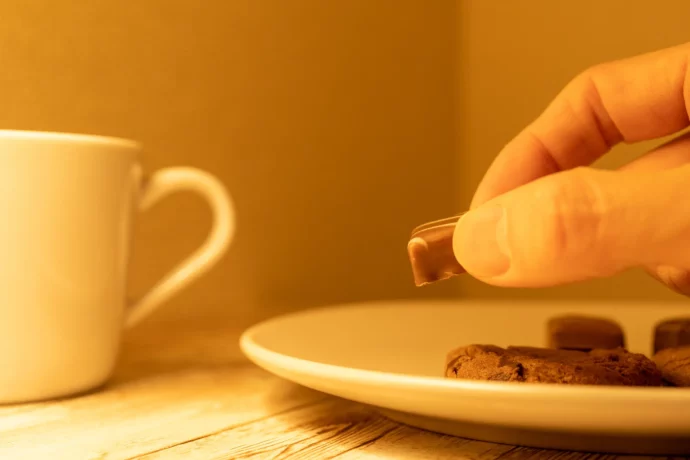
[2,1,683,320]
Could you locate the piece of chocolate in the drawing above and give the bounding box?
[653,317,690,354]
[547,315,625,351]
[653,345,690,387]
[407,215,465,286]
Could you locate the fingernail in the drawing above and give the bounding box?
[453,206,510,277]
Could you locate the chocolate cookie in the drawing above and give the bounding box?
[653,318,690,354]
[547,315,624,351]
[445,344,662,386]
[653,345,690,386]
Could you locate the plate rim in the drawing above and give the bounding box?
[240,299,690,403]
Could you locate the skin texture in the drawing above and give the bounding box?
[452,42,690,295]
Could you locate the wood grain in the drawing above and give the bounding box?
[0,365,321,459]
[0,316,677,459]
[139,398,519,460]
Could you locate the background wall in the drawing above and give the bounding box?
[2,1,689,325]
[0,1,457,323]
[455,0,690,303]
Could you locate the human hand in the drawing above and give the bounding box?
[452,43,690,294]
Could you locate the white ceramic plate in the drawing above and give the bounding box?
[240,300,690,454]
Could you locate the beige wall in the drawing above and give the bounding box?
[455,0,690,302]
[0,1,458,322]
[3,1,688,322]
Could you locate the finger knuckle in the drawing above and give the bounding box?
[570,64,605,92]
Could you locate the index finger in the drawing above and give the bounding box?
[471,42,690,208]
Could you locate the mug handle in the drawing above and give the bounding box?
[125,167,235,328]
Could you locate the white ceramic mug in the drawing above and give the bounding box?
[0,130,235,403]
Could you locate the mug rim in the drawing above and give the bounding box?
[0,129,141,149]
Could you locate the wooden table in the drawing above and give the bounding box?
[0,314,677,459]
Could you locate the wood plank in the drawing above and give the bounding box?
[335,426,516,460]
[137,395,675,460]
[138,398,520,460]
[0,365,322,459]
[138,398,394,459]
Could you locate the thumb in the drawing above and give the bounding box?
[452,166,690,287]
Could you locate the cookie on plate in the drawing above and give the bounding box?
[653,345,690,386]
[653,317,690,354]
[547,315,625,351]
[445,344,661,386]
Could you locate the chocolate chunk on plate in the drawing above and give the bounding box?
[653,317,690,354]
[547,314,625,351]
